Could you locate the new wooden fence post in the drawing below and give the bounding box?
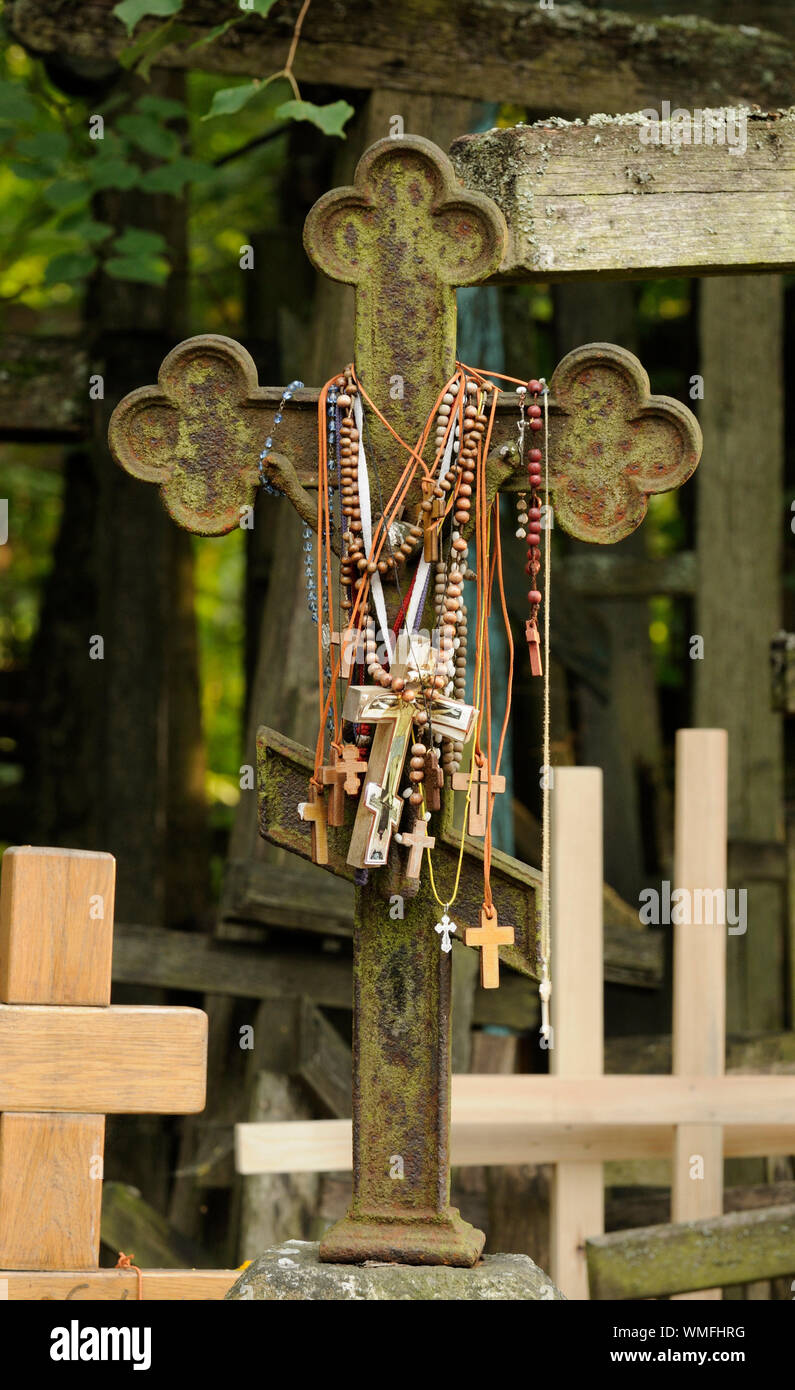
[550,768,604,1299]
[672,729,728,1300]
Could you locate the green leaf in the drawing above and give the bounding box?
[112,227,169,257]
[188,18,240,49]
[118,19,194,78]
[202,81,262,121]
[17,131,71,162]
[104,254,169,285]
[135,94,185,119]
[57,217,114,245]
[112,0,183,35]
[116,113,181,159]
[42,180,91,209]
[87,157,140,191]
[138,156,213,194]
[0,80,37,122]
[274,99,354,139]
[44,251,98,285]
[242,0,279,14]
[9,160,53,181]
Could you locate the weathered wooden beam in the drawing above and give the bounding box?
[605,1028,795,1075]
[253,997,352,1119]
[220,853,662,985]
[566,550,697,598]
[587,1202,795,1299]
[451,112,795,280]
[7,1,794,114]
[0,335,88,441]
[606,1179,795,1232]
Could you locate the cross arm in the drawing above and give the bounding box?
[108,335,321,537]
[0,1003,207,1112]
[109,334,700,546]
[257,725,540,981]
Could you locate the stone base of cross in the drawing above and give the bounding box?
[108,134,701,1265]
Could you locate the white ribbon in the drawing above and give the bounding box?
[354,393,393,663]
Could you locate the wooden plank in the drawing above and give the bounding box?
[451,114,795,280]
[607,1179,795,1232]
[0,847,115,1005]
[0,1004,207,1113]
[452,1075,795,1124]
[696,278,785,1035]
[112,909,661,1024]
[7,1,793,113]
[606,1028,795,1075]
[236,1114,795,1174]
[0,334,88,441]
[587,1203,795,1300]
[566,551,697,599]
[0,1113,104,1270]
[1,1269,238,1300]
[672,730,727,1300]
[550,768,604,1300]
[220,858,354,938]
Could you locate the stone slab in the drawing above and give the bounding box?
[226,1239,565,1301]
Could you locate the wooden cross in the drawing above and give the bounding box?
[342,671,476,869]
[297,783,328,865]
[464,907,515,990]
[321,748,348,827]
[397,817,436,882]
[451,759,507,837]
[338,742,367,795]
[109,134,702,1267]
[0,846,234,1298]
[330,627,360,679]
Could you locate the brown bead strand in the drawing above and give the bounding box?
[523,380,545,671]
[408,741,427,808]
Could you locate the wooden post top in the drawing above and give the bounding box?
[0,846,207,1114]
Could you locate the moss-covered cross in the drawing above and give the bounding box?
[109,135,701,1267]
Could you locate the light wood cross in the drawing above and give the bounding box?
[451,760,507,837]
[465,906,515,989]
[396,818,436,881]
[0,846,234,1298]
[297,783,328,864]
[110,134,702,1268]
[321,748,348,827]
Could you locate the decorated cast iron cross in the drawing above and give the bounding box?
[109,136,701,1267]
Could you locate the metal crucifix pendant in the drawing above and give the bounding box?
[435,909,457,953]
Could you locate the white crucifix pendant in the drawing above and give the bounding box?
[435,909,457,953]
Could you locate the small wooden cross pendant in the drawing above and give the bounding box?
[451,760,506,837]
[331,627,360,678]
[424,748,443,812]
[525,618,543,677]
[465,906,514,989]
[297,783,328,865]
[396,816,435,882]
[320,754,347,827]
[422,483,441,563]
[338,742,368,795]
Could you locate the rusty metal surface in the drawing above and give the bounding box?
[257,725,539,980]
[304,134,507,507]
[544,343,702,544]
[108,335,318,536]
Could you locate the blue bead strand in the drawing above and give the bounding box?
[257,379,304,494]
